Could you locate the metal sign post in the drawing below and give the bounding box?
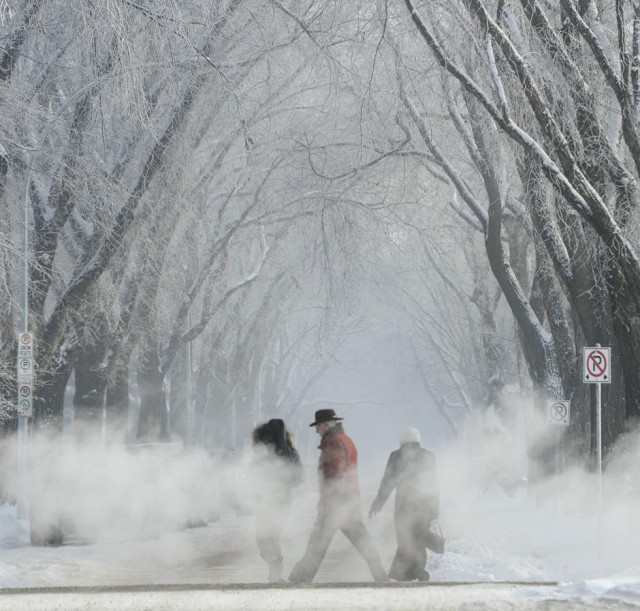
[17,183,32,521]
[547,400,570,474]
[186,312,194,447]
[583,344,610,557]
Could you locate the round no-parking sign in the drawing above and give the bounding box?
[583,347,611,383]
[548,400,570,426]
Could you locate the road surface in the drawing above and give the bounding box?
[2,581,630,611]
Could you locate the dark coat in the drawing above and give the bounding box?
[371,442,439,523]
[252,420,303,509]
[251,420,303,579]
[371,442,439,581]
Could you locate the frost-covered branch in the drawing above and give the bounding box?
[160,239,272,375]
[399,80,488,231]
[560,0,640,178]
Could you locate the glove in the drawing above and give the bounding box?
[369,498,382,519]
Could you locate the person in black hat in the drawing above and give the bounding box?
[288,409,388,583]
[251,418,303,582]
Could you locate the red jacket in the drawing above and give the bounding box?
[318,424,361,513]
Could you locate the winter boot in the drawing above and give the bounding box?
[268,558,284,583]
[417,569,430,582]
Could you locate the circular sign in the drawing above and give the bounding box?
[548,400,570,425]
[586,350,607,378]
[19,385,31,398]
[18,398,32,416]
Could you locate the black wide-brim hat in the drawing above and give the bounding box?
[309,409,343,427]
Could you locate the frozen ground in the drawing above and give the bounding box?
[2,481,640,610]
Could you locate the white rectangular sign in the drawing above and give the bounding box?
[548,400,570,426]
[583,347,611,383]
[17,357,33,380]
[18,332,33,358]
[17,399,32,417]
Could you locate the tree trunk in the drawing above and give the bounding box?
[194,359,210,448]
[106,360,130,441]
[73,340,106,420]
[168,355,187,443]
[136,343,168,442]
[469,275,506,415]
[34,356,76,432]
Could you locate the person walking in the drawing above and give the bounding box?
[289,409,388,583]
[251,418,304,582]
[369,427,439,582]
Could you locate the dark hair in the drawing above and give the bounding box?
[252,418,296,458]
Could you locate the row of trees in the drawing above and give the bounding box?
[393,0,640,461]
[0,0,351,446]
[1,0,637,472]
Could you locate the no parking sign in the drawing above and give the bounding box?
[583,347,611,383]
[548,400,570,426]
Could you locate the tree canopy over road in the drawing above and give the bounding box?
[1,0,639,474]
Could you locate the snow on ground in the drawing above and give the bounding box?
[1,480,640,609]
[2,430,640,609]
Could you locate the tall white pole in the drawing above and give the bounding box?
[16,415,28,520]
[186,312,194,447]
[594,344,603,556]
[596,377,603,556]
[16,172,30,521]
